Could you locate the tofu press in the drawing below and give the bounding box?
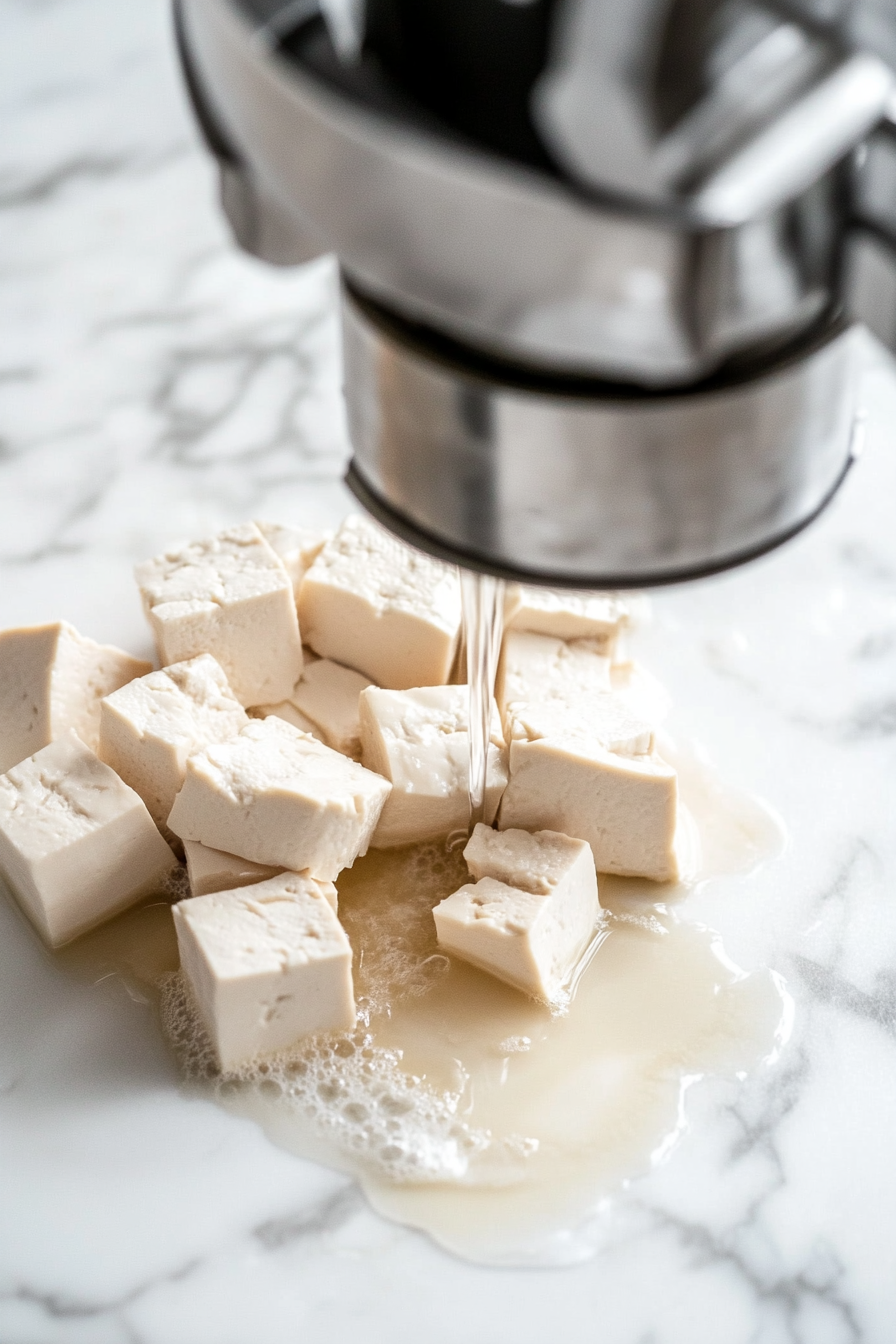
[174,0,896,587]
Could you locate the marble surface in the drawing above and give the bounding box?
[3,2,896,1340]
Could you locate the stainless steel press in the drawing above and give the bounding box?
[175,0,896,585]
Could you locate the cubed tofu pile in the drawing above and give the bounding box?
[0,514,692,1069]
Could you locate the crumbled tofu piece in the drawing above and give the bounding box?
[184,840,284,898]
[173,872,355,1070]
[134,523,302,707]
[496,630,612,726]
[498,706,682,881]
[505,587,627,647]
[0,621,150,774]
[433,823,600,1001]
[254,521,330,601]
[463,821,596,897]
[298,515,461,689]
[167,716,391,881]
[0,733,176,946]
[98,654,248,841]
[359,685,507,847]
[273,658,373,759]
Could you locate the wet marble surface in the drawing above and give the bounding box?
[3,2,896,1340]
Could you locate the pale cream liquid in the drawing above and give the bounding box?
[57,733,789,1266]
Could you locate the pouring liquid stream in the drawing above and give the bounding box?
[460,570,505,831]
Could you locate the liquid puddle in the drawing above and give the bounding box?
[55,750,791,1267]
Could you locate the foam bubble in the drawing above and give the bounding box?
[336,840,468,1016]
[158,841,536,1185]
[159,863,191,904]
[159,970,523,1183]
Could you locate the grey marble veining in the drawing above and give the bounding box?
[3,1,896,1340]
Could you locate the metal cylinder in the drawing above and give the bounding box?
[343,286,862,587]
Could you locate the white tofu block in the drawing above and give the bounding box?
[173,872,355,1070]
[433,823,600,1001]
[0,733,176,947]
[183,839,337,908]
[511,696,654,759]
[288,659,373,758]
[184,840,284,898]
[496,630,612,726]
[498,707,681,881]
[98,654,248,839]
[298,514,461,690]
[0,621,151,774]
[134,523,303,707]
[506,587,627,646]
[167,716,391,881]
[359,685,507,848]
[463,821,600,902]
[255,659,373,759]
[254,521,330,601]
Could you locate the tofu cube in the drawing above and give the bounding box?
[359,685,508,847]
[183,838,337,908]
[254,521,330,602]
[511,696,654,759]
[433,823,600,1002]
[0,733,176,946]
[0,621,150,774]
[167,716,391,880]
[98,654,248,841]
[255,658,372,760]
[498,702,681,881]
[134,523,302,707]
[290,659,373,758]
[496,630,612,728]
[505,587,627,648]
[298,515,461,689]
[173,872,355,1070]
[183,840,285,898]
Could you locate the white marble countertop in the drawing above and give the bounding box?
[3,2,896,1340]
